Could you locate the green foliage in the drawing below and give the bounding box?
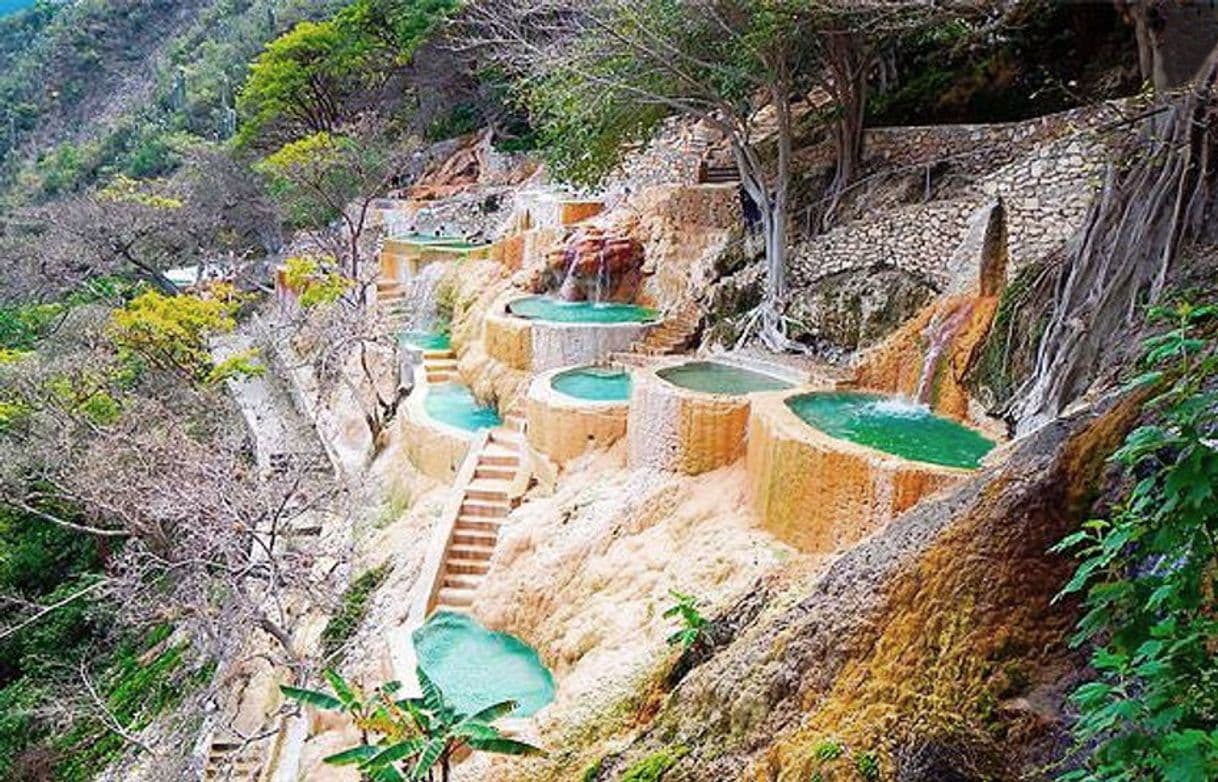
[280,665,542,780]
[0,302,64,351]
[854,750,880,781]
[320,563,391,662]
[257,130,395,229]
[620,745,689,782]
[237,0,458,148]
[108,286,245,382]
[283,254,351,307]
[205,347,267,386]
[663,589,708,650]
[1054,301,1218,781]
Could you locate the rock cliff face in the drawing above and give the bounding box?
[558,393,1140,782]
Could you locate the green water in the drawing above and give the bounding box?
[551,366,632,401]
[657,361,792,395]
[786,392,995,469]
[508,296,659,324]
[400,330,452,351]
[424,383,501,432]
[413,612,556,718]
[392,233,481,250]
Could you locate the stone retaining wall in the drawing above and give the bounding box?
[791,129,1106,289]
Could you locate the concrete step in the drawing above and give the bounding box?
[422,350,456,360]
[435,586,475,608]
[481,444,520,466]
[489,429,523,447]
[474,465,515,481]
[445,557,491,575]
[504,414,526,432]
[452,528,499,546]
[442,572,484,590]
[459,499,510,518]
[465,479,510,502]
[448,543,495,560]
[426,358,458,370]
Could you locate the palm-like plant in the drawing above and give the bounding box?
[281,666,542,781]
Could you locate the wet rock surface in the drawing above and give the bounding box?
[784,266,937,351]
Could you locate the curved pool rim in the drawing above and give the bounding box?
[549,364,633,403]
[506,294,660,325]
[784,390,996,470]
[412,611,555,718]
[655,359,795,397]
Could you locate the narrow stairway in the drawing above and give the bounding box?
[430,400,527,614]
[377,277,409,330]
[422,348,458,384]
[201,737,264,781]
[631,300,703,355]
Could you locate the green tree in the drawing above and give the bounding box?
[1054,301,1218,781]
[281,667,542,781]
[469,0,962,350]
[256,126,412,279]
[236,0,459,149]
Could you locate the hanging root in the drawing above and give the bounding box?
[733,298,812,354]
[1011,51,1218,431]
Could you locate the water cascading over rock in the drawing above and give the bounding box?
[854,199,1009,422]
[545,226,645,303]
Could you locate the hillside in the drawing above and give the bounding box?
[0,2,1216,782]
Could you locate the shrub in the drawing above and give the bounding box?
[620,745,689,782]
[319,563,391,662]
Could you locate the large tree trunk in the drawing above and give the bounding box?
[730,80,799,352]
[1011,46,1218,432]
[821,30,871,232]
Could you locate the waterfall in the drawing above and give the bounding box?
[915,300,974,405]
[403,262,447,331]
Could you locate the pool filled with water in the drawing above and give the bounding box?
[508,296,658,324]
[392,233,482,250]
[657,361,793,396]
[424,383,501,432]
[786,392,995,469]
[551,366,631,402]
[413,612,555,717]
[400,331,452,351]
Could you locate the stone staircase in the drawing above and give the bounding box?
[377,278,409,330]
[700,162,740,184]
[631,300,703,355]
[201,736,265,781]
[422,348,458,384]
[430,401,528,613]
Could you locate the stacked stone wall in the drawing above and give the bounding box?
[790,129,1107,289]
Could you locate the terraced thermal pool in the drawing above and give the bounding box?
[551,365,632,401]
[400,330,451,351]
[424,383,501,431]
[413,612,555,717]
[657,361,793,395]
[787,392,995,469]
[508,296,659,323]
[393,233,482,250]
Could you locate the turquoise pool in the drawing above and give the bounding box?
[551,366,631,402]
[391,232,480,249]
[425,383,501,432]
[508,296,659,324]
[657,361,792,396]
[786,392,995,469]
[413,612,555,718]
[400,331,452,351]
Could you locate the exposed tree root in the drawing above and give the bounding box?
[1011,50,1218,432]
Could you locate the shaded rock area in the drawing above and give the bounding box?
[784,266,937,351]
[551,392,1141,782]
[544,226,645,302]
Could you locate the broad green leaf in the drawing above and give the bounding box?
[322,745,380,766]
[280,685,342,711]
